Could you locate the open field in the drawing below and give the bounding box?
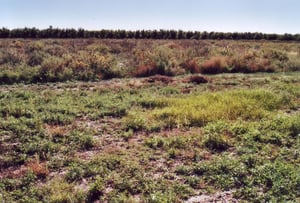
[0,71,299,202]
[0,39,300,202]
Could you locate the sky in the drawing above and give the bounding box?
[1,0,299,34]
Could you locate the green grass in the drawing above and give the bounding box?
[153,90,288,128]
[0,72,299,202]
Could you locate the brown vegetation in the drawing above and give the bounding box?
[201,56,230,74]
[181,59,201,73]
[0,39,299,84]
[26,161,49,179]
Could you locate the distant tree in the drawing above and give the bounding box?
[177,30,185,39]
[77,28,85,38]
[1,27,299,41]
[105,30,115,39]
[0,27,10,38]
[200,31,208,39]
[192,31,200,40]
[186,31,194,39]
[10,28,25,38]
[169,30,177,39]
[294,34,300,41]
[151,30,158,39]
[127,30,135,38]
[281,33,294,41]
[135,30,141,39]
[160,30,169,39]
[119,30,127,38]
[253,32,263,40]
[209,32,216,39]
[265,33,278,40]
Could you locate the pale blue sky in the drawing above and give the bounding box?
[1,0,299,34]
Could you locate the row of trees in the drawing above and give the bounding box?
[0,27,299,41]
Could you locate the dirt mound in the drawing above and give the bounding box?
[184,75,209,84]
[144,75,174,84]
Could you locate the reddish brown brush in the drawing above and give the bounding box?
[201,56,229,74]
[134,63,164,77]
[181,59,201,73]
[26,161,49,178]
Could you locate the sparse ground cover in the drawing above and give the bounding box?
[0,71,299,202]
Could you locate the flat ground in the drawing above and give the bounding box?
[0,72,299,202]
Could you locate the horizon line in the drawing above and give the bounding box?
[2,26,300,35]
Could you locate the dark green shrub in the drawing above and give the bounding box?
[202,121,231,151]
[87,177,105,202]
[65,164,84,182]
[290,115,300,137]
[203,133,230,152]
[0,70,19,84]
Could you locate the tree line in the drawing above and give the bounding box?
[0,27,299,41]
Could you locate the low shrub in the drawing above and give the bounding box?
[145,135,190,150]
[0,70,20,84]
[203,121,231,152]
[181,59,201,73]
[41,178,80,203]
[286,55,300,71]
[135,63,167,77]
[26,161,49,179]
[40,56,67,82]
[231,57,275,73]
[89,53,120,79]
[27,50,45,66]
[123,113,147,132]
[87,176,105,202]
[0,48,23,65]
[203,133,230,152]
[201,56,230,74]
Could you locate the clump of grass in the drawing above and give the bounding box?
[203,121,231,152]
[122,112,147,132]
[145,135,191,150]
[152,89,287,128]
[41,178,84,203]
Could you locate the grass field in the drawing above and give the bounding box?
[0,39,300,202]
